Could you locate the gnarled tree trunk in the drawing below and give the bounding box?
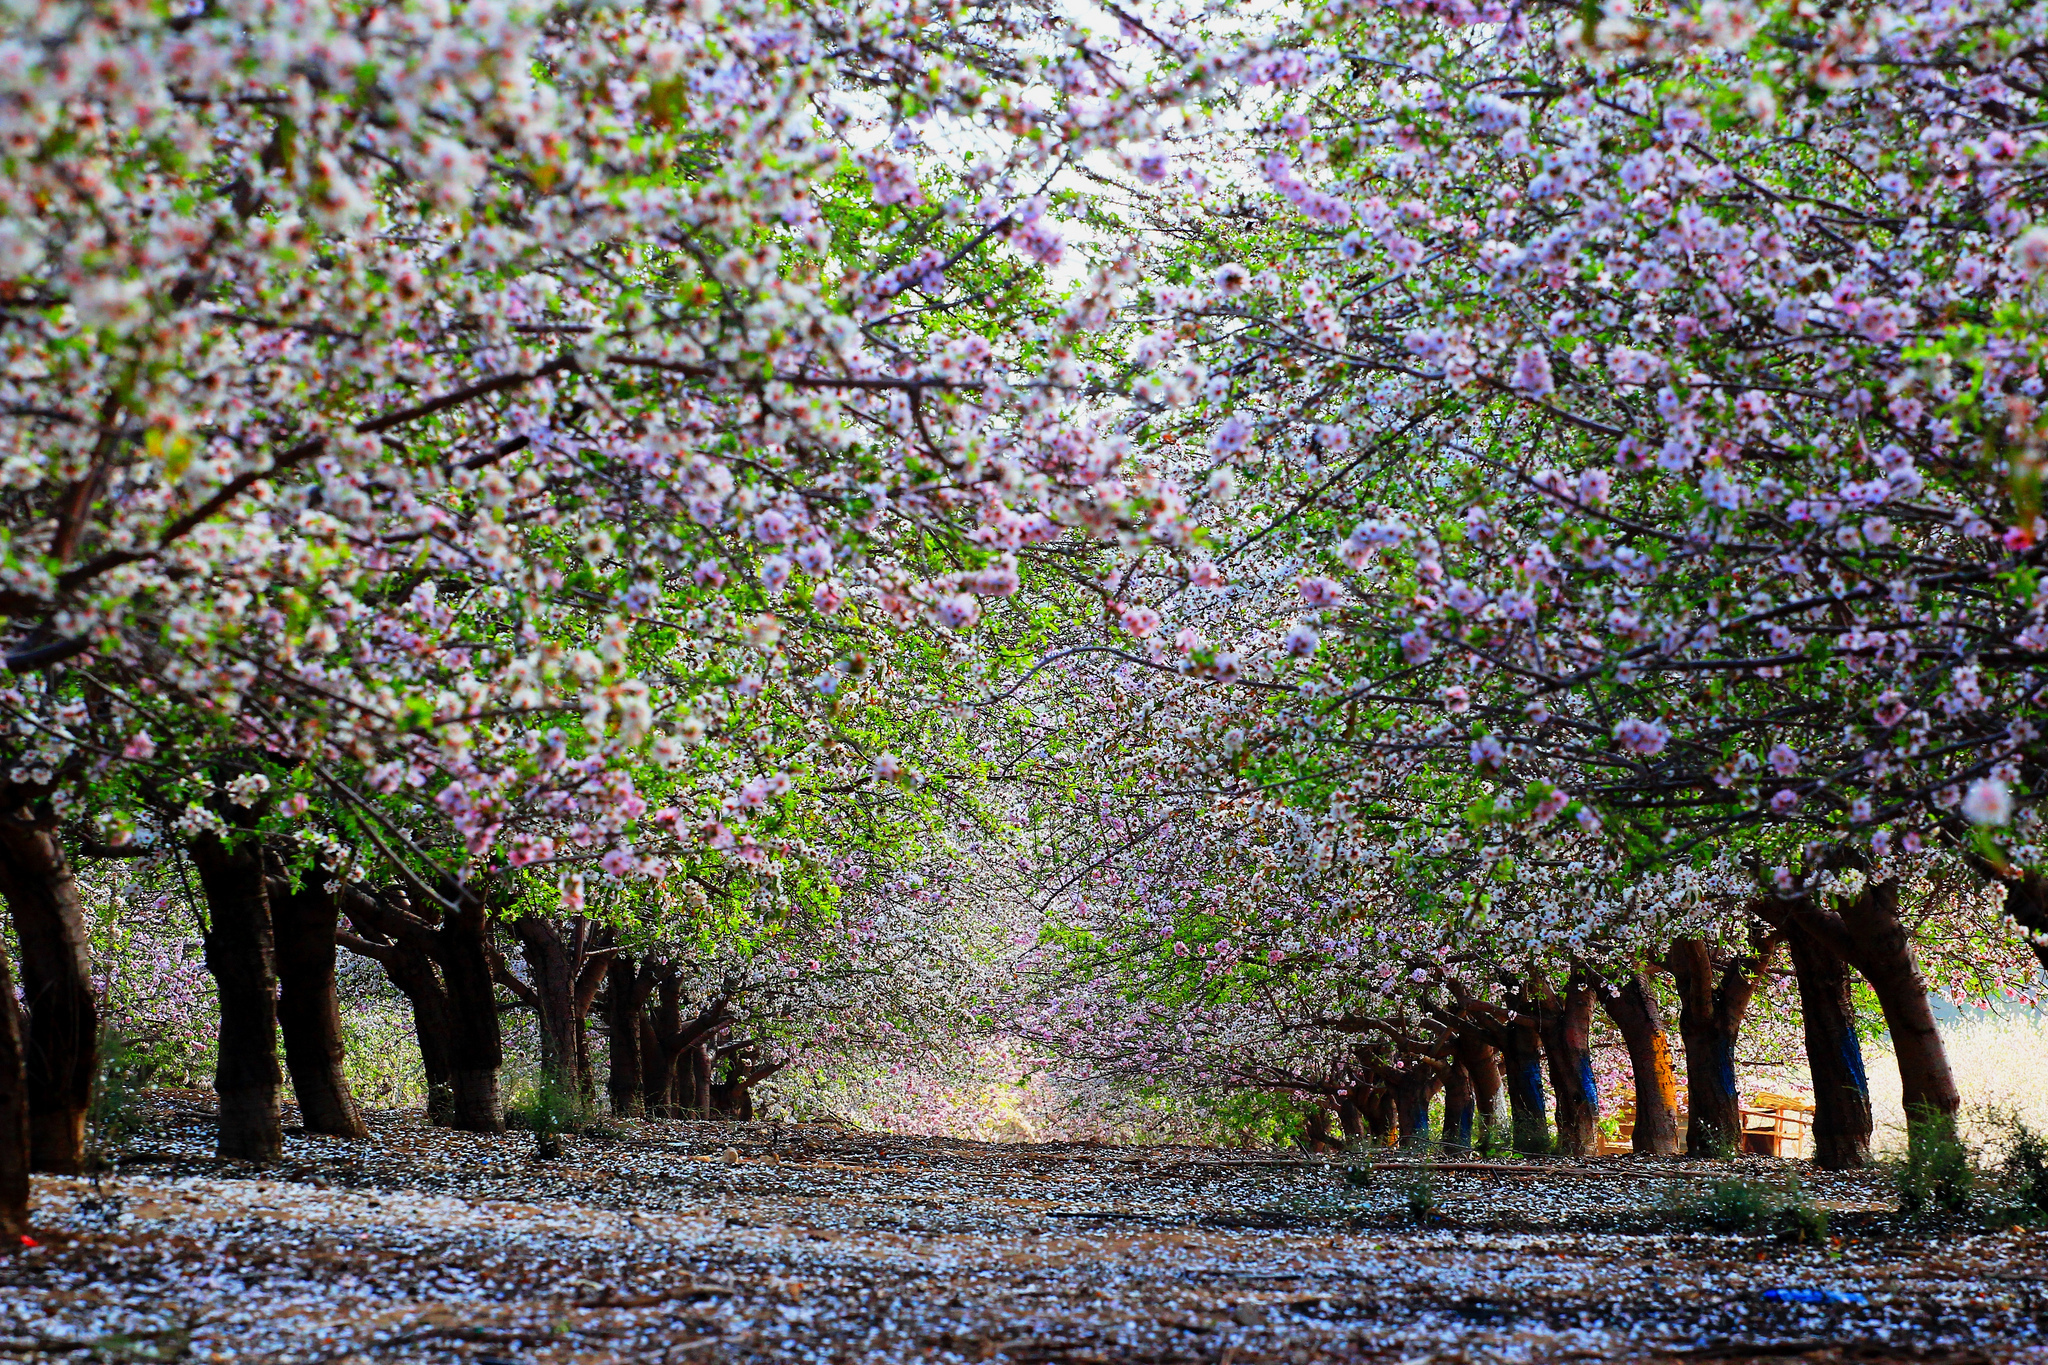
[605,955,645,1119]
[1440,1058,1475,1151]
[269,875,366,1140]
[1390,1065,1439,1147]
[513,916,580,1092]
[1836,881,1959,1126]
[0,810,95,1174]
[0,934,30,1235]
[1597,971,1682,1156]
[1664,935,1776,1157]
[1535,977,1599,1159]
[191,836,283,1163]
[1498,1013,1551,1155]
[1450,1034,1505,1152]
[437,883,504,1133]
[1784,921,1873,1170]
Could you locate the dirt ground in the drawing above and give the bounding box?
[1,1102,2043,1364]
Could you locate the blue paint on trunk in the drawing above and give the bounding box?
[1713,1037,1737,1101]
[1577,1054,1599,1107]
[1447,1103,1473,1149]
[1840,1028,1869,1098]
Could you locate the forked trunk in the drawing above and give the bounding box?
[191,836,283,1163]
[1836,881,1960,1129]
[1536,978,1599,1159]
[0,811,96,1174]
[606,956,645,1119]
[1598,972,1682,1156]
[270,877,366,1140]
[437,886,504,1133]
[0,935,30,1235]
[1499,1014,1551,1155]
[1451,1034,1505,1152]
[1664,936,1771,1157]
[1785,923,1873,1170]
[513,916,581,1093]
[1441,1060,1475,1151]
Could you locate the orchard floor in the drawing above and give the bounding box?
[2,1102,2044,1365]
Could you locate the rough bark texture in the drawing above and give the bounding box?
[1535,977,1599,1159]
[1441,1060,1475,1151]
[1450,1034,1505,1152]
[1597,972,1683,1156]
[0,810,96,1174]
[605,956,645,1119]
[513,916,581,1092]
[1664,935,1775,1157]
[1836,882,1960,1124]
[191,836,284,1163]
[1334,1094,1364,1143]
[269,875,366,1140]
[0,934,30,1235]
[338,887,458,1124]
[437,885,505,1133]
[1391,1067,1440,1147]
[1785,922,1874,1170]
[1498,1014,1551,1155]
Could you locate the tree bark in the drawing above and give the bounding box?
[1391,1065,1439,1147]
[1360,1084,1395,1146]
[190,836,283,1163]
[0,810,96,1174]
[1450,1034,1505,1152]
[605,955,645,1119]
[269,874,366,1140]
[0,934,30,1235]
[1664,935,1775,1157]
[437,883,504,1133]
[513,916,580,1091]
[1334,1093,1364,1142]
[1498,1013,1551,1155]
[1441,1058,1475,1151]
[1836,881,1960,1125]
[1535,976,1599,1159]
[1784,921,1873,1170]
[1597,971,1682,1156]
[337,891,456,1125]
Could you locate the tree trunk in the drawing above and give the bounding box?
[1451,1034,1505,1152]
[0,812,96,1174]
[606,956,644,1119]
[437,886,504,1133]
[1785,922,1873,1170]
[513,916,580,1091]
[1334,1093,1364,1142]
[1391,1066,1439,1147]
[686,1039,713,1116]
[1597,972,1682,1156]
[1361,1085,1395,1146]
[0,934,30,1235]
[191,837,283,1163]
[1536,977,1599,1159]
[1499,1013,1551,1155]
[1836,881,1960,1127]
[1665,936,1773,1157]
[1441,1059,1475,1151]
[269,876,366,1140]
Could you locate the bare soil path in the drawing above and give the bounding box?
[0,1104,2042,1364]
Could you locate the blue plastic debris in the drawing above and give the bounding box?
[1759,1288,1869,1305]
